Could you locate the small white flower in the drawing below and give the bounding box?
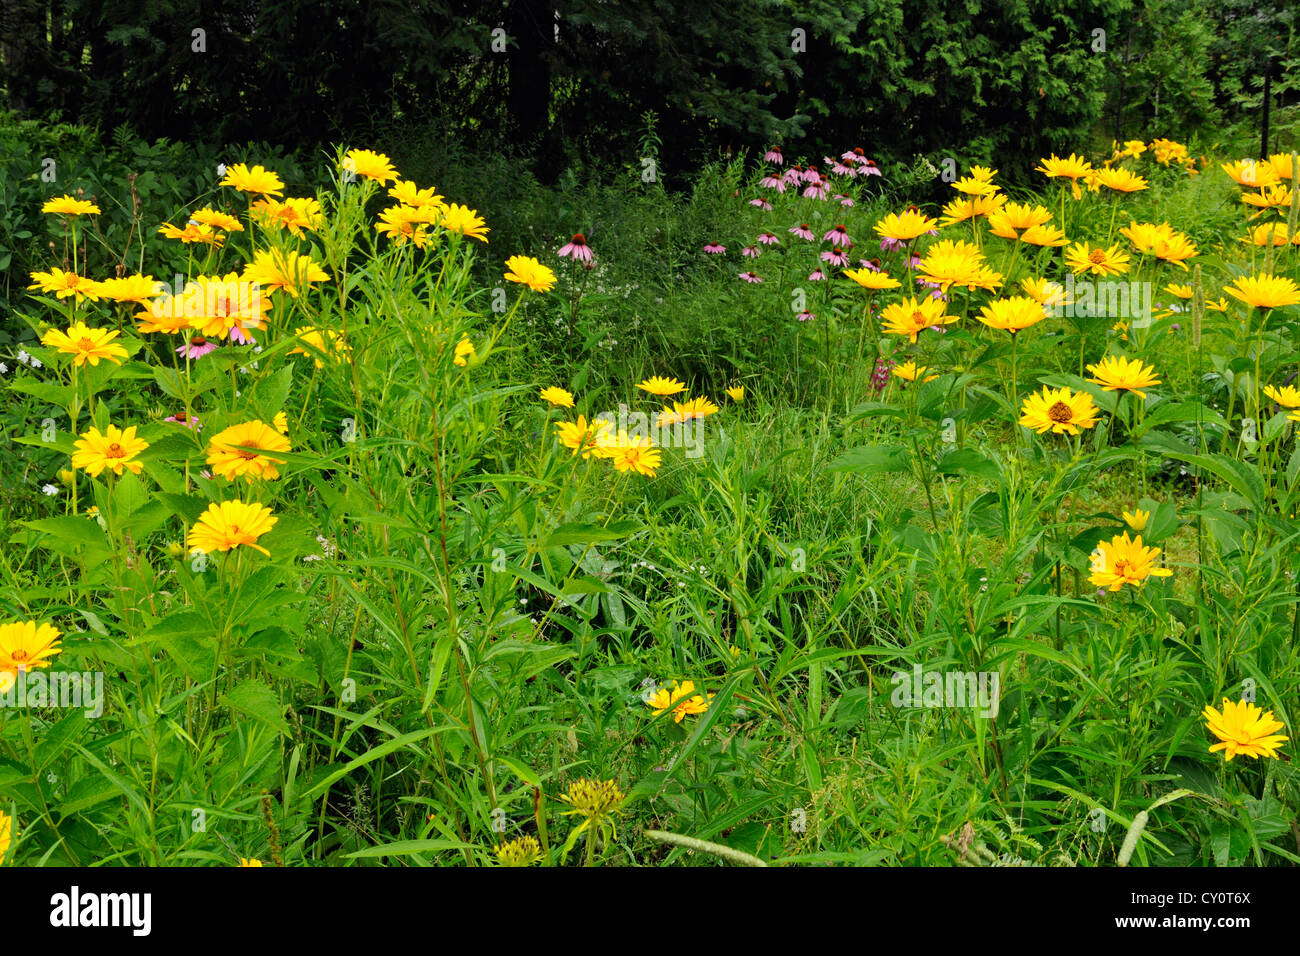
[0,362,8,374]
[16,350,30,365]
[217,162,228,176]
[41,483,59,496]
[30,357,42,369]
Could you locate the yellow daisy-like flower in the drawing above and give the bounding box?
[438,203,489,242]
[637,376,687,396]
[375,205,433,248]
[29,268,103,302]
[97,274,163,306]
[554,415,614,458]
[1019,224,1070,248]
[249,196,324,237]
[939,191,1006,226]
[976,296,1046,335]
[71,424,149,477]
[289,326,350,368]
[1264,384,1300,410]
[725,385,745,401]
[1202,698,1289,761]
[843,268,901,290]
[0,620,63,674]
[874,209,938,242]
[1118,140,1147,159]
[1085,355,1161,399]
[158,221,224,246]
[1224,273,1300,310]
[1221,159,1278,189]
[41,194,100,216]
[219,163,284,197]
[892,360,938,383]
[342,148,398,185]
[951,175,998,196]
[540,386,574,408]
[1019,385,1100,435]
[647,680,713,722]
[1036,153,1094,199]
[1164,283,1193,300]
[1088,531,1172,591]
[1265,153,1295,183]
[495,835,542,867]
[1122,508,1149,532]
[41,322,129,367]
[557,778,624,836]
[1093,167,1149,193]
[1020,277,1070,308]
[273,411,289,434]
[987,202,1054,241]
[189,207,244,233]
[238,858,264,867]
[503,255,557,292]
[1149,138,1189,166]
[1065,241,1131,277]
[1242,223,1293,247]
[187,500,278,557]
[387,180,447,212]
[135,305,195,335]
[597,430,662,476]
[915,239,1002,292]
[1242,184,1293,210]
[658,395,719,425]
[205,420,291,482]
[0,810,13,858]
[181,273,270,340]
[453,334,476,367]
[241,248,330,298]
[880,296,958,343]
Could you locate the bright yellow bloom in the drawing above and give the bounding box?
[1020,277,1070,307]
[72,424,149,476]
[658,395,719,425]
[220,163,284,197]
[1149,138,1188,166]
[637,376,687,396]
[41,194,100,216]
[1086,355,1161,399]
[598,430,662,476]
[206,420,291,482]
[180,273,270,340]
[238,858,264,867]
[987,202,1054,240]
[977,296,1046,335]
[1093,167,1149,193]
[188,500,278,558]
[495,835,542,867]
[968,165,998,182]
[158,221,224,246]
[843,268,901,290]
[41,322,128,367]
[1118,140,1147,159]
[1165,283,1193,300]
[951,175,998,196]
[1242,184,1293,210]
[289,326,350,368]
[273,411,289,434]
[1221,159,1278,189]
[880,296,957,343]
[189,207,244,233]
[1224,273,1300,310]
[375,205,433,248]
[1203,698,1288,761]
[388,180,447,212]
[453,334,476,367]
[915,239,1002,292]
[1122,508,1149,532]
[28,268,103,302]
[554,415,613,458]
[1019,385,1100,435]
[874,209,938,242]
[1265,153,1294,183]
[1264,384,1300,409]
[557,778,624,836]
[1088,531,1172,591]
[342,148,398,184]
[0,810,13,858]
[939,191,1006,225]
[438,203,489,242]
[540,386,575,408]
[1019,224,1070,248]
[241,248,330,297]
[250,196,323,237]
[892,360,938,383]
[1065,242,1131,277]
[1037,153,1094,199]
[0,620,63,675]
[725,385,745,401]
[503,255,556,292]
[647,680,713,722]
[97,274,163,306]
[1242,223,1293,247]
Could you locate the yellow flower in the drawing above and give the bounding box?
[1085,355,1161,399]
[540,386,575,408]
[387,180,447,211]
[1019,224,1069,248]
[554,415,613,458]
[238,858,264,867]
[915,239,1002,292]
[453,334,476,367]
[1203,698,1289,761]
[1093,167,1149,193]
[976,296,1046,335]
[1122,508,1149,532]
[939,191,1006,225]
[1019,385,1099,435]
[342,148,398,185]
[71,424,149,477]
[1221,159,1278,189]
[503,255,556,292]
[206,420,291,482]
[1149,138,1188,166]
[987,202,1054,240]
[0,810,13,858]
[438,203,489,242]
[241,249,330,298]
[495,835,542,867]
[375,205,433,248]
[189,207,244,233]
[843,268,901,290]
[219,162,284,197]
[557,778,624,836]
[647,680,713,722]
[97,274,163,306]
[892,360,938,383]
[1242,184,1293,210]
[968,165,998,182]
[181,273,271,340]
[158,221,224,246]
[1088,531,1172,591]
[187,500,278,557]
[28,268,103,302]
[250,196,323,237]
[288,327,350,368]
[597,430,662,476]
[1265,153,1295,183]
[0,620,63,674]
[1243,223,1293,247]
[881,296,958,342]
[1036,153,1094,199]
[874,209,938,242]
[1224,273,1300,310]
[1064,241,1131,277]
[1020,277,1070,307]
[41,194,100,216]
[1164,283,1193,300]
[1118,140,1147,159]
[1263,384,1300,409]
[658,395,719,425]
[273,411,289,434]
[951,175,998,196]
[41,322,129,367]
[636,376,687,396]
[725,385,745,402]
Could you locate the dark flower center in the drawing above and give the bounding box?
[1047,402,1073,423]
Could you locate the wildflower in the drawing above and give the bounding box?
[249,196,324,237]
[41,194,100,216]
[495,835,542,867]
[188,500,278,557]
[636,376,687,396]
[438,203,489,242]
[598,430,662,476]
[741,246,759,259]
[1243,223,1293,247]
[40,322,129,367]
[1263,384,1300,409]
[987,202,1054,240]
[557,233,594,263]
[758,176,785,192]
[242,249,330,298]
[1088,531,1172,590]
[892,361,938,383]
[540,387,575,408]
[1065,242,1131,277]
[1019,224,1070,248]
[164,412,201,430]
[558,778,624,837]
[940,192,1006,225]
[219,163,284,197]
[1122,508,1149,532]
[1093,167,1149,193]
[386,180,446,212]
[0,620,62,675]
[821,247,850,267]
[176,334,218,360]
[0,810,13,857]
[1020,277,1070,308]
[1224,273,1300,310]
[757,232,779,245]
[844,268,900,291]
[977,297,1046,335]
[1086,356,1160,399]
[375,205,433,248]
[658,396,719,425]
[503,255,557,293]
[702,243,726,254]
[342,148,398,185]
[823,224,851,245]
[749,198,773,211]
[1037,153,1094,199]
[238,859,264,867]
[647,680,713,722]
[874,209,938,242]
[72,424,149,477]
[882,297,958,343]
[725,385,744,401]
[738,271,763,283]
[289,327,350,368]
[1019,386,1100,435]
[916,239,1002,292]
[180,273,270,340]
[796,311,815,321]
[1221,159,1278,189]
[1203,698,1288,761]
[554,415,613,458]
[28,268,103,303]
[1242,184,1293,210]
[97,274,164,306]
[763,146,784,165]
[453,334,476,367]
[206,421,291,482]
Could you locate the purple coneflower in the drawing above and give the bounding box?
[703,243,727,254]
[177,334,217,360]
[803,166,821,183]
[831,161,854,176]
[759,175,785,192]
[858,258,882,271]
[229,325,257,346]
[797,311,815,322]
[764,146,784,165]
[835,194,855,208]
[558,233,595,263]
[741,246,760,259]
[880,237,904,252]
[808,269,826,281]
[789,223,815,241]
[802,183,828,200]
[749,198,773,210]
[164,412,201,430]
[757,232,779,245]
[823,224,851,245]
[820,247,850,267]
[782,166,804,186]
[858,158,882,177]
[738,271,763,283]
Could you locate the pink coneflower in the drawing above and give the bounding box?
[858,258,882,271]
[803,166,821,183]
[835,194,855,208]
[749,198,773,210]
[229,324,257,345]
[842,149,863,163]
[880,237,904,252]
[789,223,815,241]
[802,183,828,200]
[820,247,850,267]
[703,243,726,254]
[764,146,784,165]
[908,255,923,268]
[858,158,882,177]
[831,161,854,176]
[741,246,760,258]
[782,166,804,186]
[757,232,779,245]
[823,224,851,245]
[164,412,201,430]
[928,288,948,301]
[808,269,826,281]
[558,233,595,263]
[738,271,763,283]
[177,334,217,359]
[759,175,785,192]
[796,311,815,322]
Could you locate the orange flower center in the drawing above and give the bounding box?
[106,442,125,457]
[1047,402,1073,423]
[236,449,259,460]
[911,310,927,324]
[76,337,96,351]
[1088,249,1107,264]
[1113,558,1134,577]
[11,649,29,662]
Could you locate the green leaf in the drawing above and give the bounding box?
[219,679,290,736]
[541,520,639,548]
[827,444,911,475]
